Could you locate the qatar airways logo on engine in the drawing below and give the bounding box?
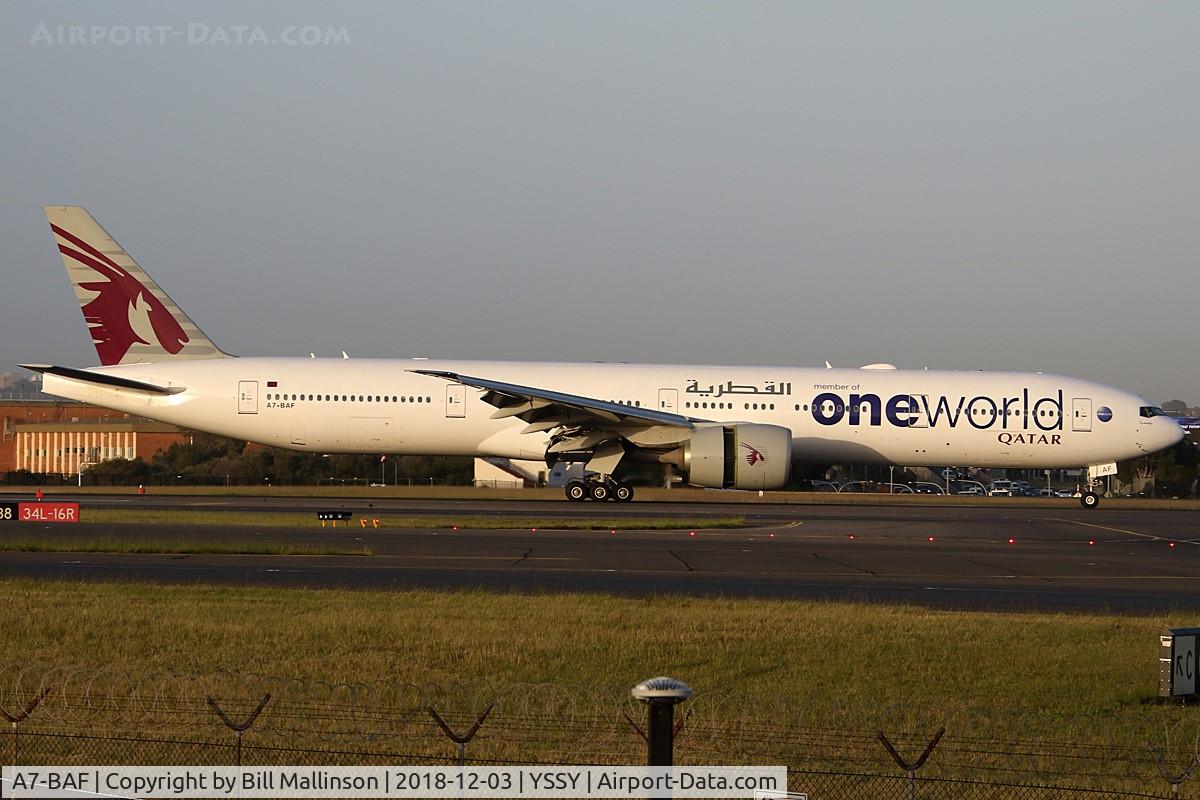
[740,442,767,466]
[810,388,1065,432]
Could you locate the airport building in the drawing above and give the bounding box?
[0,399,188,477]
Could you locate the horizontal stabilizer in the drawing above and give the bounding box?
[21,364,184,395]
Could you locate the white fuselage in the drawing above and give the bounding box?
[40,357,1183,470]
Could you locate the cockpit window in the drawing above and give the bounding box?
[1140,406,1169,418]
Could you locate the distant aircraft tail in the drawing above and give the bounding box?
[44,205,230,366]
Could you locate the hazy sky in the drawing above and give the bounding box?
[2,1,1196,403]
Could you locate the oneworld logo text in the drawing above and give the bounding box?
[810,389,1065,432]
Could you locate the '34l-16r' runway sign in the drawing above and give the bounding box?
[0,502,80,523]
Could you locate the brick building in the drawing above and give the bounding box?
[0,399,189,477]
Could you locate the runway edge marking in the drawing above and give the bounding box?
[1050,518,1179,544]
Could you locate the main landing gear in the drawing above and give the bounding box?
[565,475,635,502]
[1080,491,1100,510]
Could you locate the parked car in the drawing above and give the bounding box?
[809,480,840,492]
[912,482,946,494]
[882,483,914,493]
[957,486,986,496]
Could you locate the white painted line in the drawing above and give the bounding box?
[1053,518,1174,543]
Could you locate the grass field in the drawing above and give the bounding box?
[62,509,747,530]
[0,537,370,555]
[2,580,1196,789]
[0,579,1191,736]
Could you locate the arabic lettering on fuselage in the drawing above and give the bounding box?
[685,380,793,397]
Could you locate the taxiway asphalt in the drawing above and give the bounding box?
[0,495,1196,611]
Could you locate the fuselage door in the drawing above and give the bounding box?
[1072,397,1093,432]
[238,381,258,414]
[446,384,466,418]
[658,388,679,413]
[909,395,929,428]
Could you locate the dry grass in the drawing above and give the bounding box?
[67,509,745,530]
[0,580,1187,733]
[0,537,370,555]
[1,580,1195,789]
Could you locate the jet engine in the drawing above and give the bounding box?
[683,424,792,490]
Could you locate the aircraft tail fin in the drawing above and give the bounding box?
[44,205,230,366]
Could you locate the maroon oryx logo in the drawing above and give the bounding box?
[51,224,189,365]
[740,442,766,466]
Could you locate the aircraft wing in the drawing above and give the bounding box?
[410,369,694,473]
[411,370,693,428]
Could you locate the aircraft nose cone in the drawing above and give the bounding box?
[1167,419,1187,447]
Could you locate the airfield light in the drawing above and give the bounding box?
[1170,541,1177,549]
[531,528,537,533]
[1159,628,1200,698]
[928,536,935,542]
[631,677,692,766]
[689,531,696,537]
[848,534,855,541]
[1008,538,1015,545]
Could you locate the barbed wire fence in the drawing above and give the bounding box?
[2,663,1197,798]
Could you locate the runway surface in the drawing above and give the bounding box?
[1,495,1198,611]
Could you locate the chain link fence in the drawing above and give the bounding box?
[2,665,1194,798]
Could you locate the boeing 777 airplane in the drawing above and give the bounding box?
[23,206,1185,508]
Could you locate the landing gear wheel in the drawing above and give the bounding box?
[565,481,588,502]
[614,484,634,502]
[589,482,612,502]
[1080,491,1100,510]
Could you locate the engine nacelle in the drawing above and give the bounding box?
[684,423,792,490]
